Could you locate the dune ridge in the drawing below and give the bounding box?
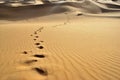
[0,0,120,21]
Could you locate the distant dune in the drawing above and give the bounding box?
[0,0,120,21]
[0,4,56,20]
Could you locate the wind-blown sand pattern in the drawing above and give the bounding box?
[0,0,120,80]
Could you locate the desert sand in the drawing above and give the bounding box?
[0,1,120,80]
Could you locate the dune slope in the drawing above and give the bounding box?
[0,2,120,80]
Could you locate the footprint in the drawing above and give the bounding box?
[23,51,28,54]
[40,41,44,43]
[77,13,83,16]
[24,59,38,64]
[34,31,37,34]
[37,46,44,49]
[35,36,39,38]
[38,27,44,32]
[30,34,33,36]
[22,51,32,54]
[35,43,40,45]
[33,67,48,76]
[34,54,45,58]
[33,39,37,41]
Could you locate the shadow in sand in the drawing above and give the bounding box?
[0,3,70,21]
[33,67,48,76]
[24,59,38,64]
[0,1,120,21]
[34,54,45,58]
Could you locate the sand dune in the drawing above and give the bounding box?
[0,12,120,80]
[0,0,120,21]
[0,0,120,80]
[0,3,80,21]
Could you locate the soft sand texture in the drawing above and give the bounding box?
[0,2,120,80]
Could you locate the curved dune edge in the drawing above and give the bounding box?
[0,0,120,20]
[82,12,120,17]
[0,4,80,21]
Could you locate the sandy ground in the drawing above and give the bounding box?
[0,4,120,80]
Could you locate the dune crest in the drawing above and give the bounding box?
[0,0,120,21]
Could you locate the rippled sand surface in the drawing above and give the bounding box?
[0,1,120,80]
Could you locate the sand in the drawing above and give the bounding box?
[0,1,120,80]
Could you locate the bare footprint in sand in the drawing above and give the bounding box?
[33,67,48,76]
[38,27,44,32]
[40,41,44,43]
[34,31,37,34]
[33,39,37,41]
[77,13,83,16]
[22,51,32,54]
[34,54,45,58]
[35,36,39,38]
[35,43,40,45]
[24,59,38,65]
[37,46,44,49]
[22,51,28,54]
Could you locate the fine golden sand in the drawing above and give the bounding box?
[0,3,120,80]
